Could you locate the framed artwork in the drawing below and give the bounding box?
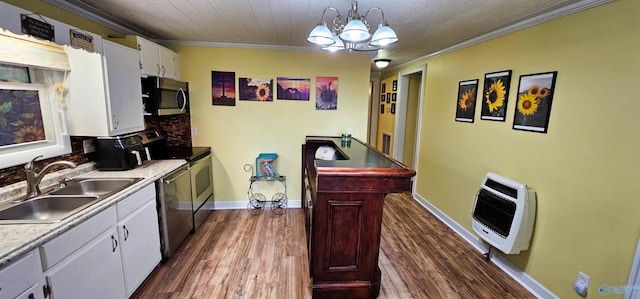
[455,79,479,123]
[513,71,558,133]
[392,93,397,102]
[386,95,391,103]
[392,80,397,91]
[277,77,310,100]
[481,70,512,121]
[391,103,396,114]
[381,83,386,93]
[239,78,273,101]
[212,71,236,106]
[380,104,385,114]
[381,94,385,102]
[316,76,338,110]
[0,64,30,83]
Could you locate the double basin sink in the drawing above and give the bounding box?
[0,178,142,224]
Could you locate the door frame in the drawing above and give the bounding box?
[392,65,426,195]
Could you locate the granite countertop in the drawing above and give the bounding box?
[0,159,186,267]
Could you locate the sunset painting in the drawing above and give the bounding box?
[277,77,310,100]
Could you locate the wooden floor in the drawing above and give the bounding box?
[133,194,534,298]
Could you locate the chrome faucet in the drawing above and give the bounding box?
[25,155,77,196]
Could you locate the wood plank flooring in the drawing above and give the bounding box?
[132,194,534,298]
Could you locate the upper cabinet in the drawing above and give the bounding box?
[137,36,179,79]
[64,40,144,137]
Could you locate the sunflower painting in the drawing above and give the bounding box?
[513,72,558,133]
[481,70,512,121]
[0,88,46,146]
[455,79,479,123]
[315,76,338,110]
[239,78,273,101]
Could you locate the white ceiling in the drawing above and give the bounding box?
[45,0,608,70]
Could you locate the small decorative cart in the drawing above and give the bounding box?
[244,153,287,215]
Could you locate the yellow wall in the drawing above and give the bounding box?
[386,0,639,297]
[173,45,371,201]
[376,76,397,151]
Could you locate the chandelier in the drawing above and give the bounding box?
[307,0,398,52]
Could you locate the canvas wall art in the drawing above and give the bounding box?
[455,79,479,123]
[277,77,310,100]
[315,76,338,110]
[481,70,512,121]
[513,71,558,133]
[212,71,236,106]
[239,78,273,101]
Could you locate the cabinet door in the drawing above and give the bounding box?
[137,37,160,76]
[158,46,176,79]
[118,200,162,297]
[46,228,126,299]
[102,40,145,135]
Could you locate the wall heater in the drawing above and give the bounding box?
[471,172,536,254]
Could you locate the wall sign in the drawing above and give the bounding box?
[70,29,94,51]
[21,14,55,42]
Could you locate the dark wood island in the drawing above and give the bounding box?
[301,136,416,298]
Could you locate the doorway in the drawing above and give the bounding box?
[392,65,426,195]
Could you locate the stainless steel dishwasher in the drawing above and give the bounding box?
[156,165,193,258]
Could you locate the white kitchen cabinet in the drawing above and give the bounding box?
[0,250,44,299]
[40,184,161,299]
[64,40,144,137]
[116,184,161,297]
[137,36,178,79]
[45,228,126,299]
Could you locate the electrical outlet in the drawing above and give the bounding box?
[574,271,590,297]
[251,181,259,190]
[82,139,95,154]
[191,127,197,136]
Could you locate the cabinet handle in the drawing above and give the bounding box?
[123,225,129,241]
[161,65,166,76]
[111,235,118,252]
[157,64,161,75]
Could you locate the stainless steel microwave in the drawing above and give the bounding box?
[142,76,189,115]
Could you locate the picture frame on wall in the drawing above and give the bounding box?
[380,104,385,114]
[513,71,558,133]
[392,80,397,91]
[392,93,397,102]
[480,70,512,121]
[381,94,385,102]
[381,83,386,93]
[391,103,396,114]
[455,79,479,123]
[386,93,391,103]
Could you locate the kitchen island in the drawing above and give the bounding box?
[302,136,416,298]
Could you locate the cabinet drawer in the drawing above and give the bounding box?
[40,206,116,270]
[0,251,38,299]
[117,184,155,221]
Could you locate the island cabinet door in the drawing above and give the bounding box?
[312,192,384,281]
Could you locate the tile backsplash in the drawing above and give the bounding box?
[0,137,92,186]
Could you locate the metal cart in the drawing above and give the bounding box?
[244,164,287,215]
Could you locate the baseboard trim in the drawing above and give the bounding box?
[211,199,302,210]
[413,193,557,299]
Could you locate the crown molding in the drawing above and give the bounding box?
[390,0,615,73]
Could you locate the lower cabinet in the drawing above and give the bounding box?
[45,227,126,299]
[118,200,161,297]
[40,183,160,299]
[0,249,44,299]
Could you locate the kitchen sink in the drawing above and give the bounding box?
[50,178,142,196]
[0,196,99,223]
[0,177,143,224]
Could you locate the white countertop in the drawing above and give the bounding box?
[0,159,186,267]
